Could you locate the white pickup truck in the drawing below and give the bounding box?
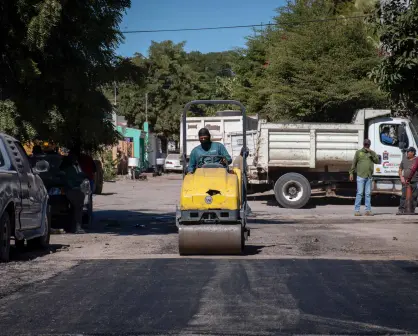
[182,109,417,209]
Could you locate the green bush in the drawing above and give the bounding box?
[101,150,117,181]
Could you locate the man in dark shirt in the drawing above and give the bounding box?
[187,128,232,174]
[60,153,87,233]
[70,146,96,226]
[398,147,418,214]
[70,146,97,192]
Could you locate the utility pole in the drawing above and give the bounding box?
[111,81,117,127]
[145,92,148,122]
[113,81,117,106]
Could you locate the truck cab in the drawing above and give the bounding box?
[368,116,418,195]
[369,118,418,176]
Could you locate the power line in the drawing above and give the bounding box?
[121,15,368,34]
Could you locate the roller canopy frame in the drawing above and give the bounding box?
[181,100,248,205]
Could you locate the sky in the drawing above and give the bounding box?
[116,0,285,57]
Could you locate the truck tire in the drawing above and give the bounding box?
[274,173,311,209]
[0,211,11,262]
[28,205,51,249]
[94,160,103,195]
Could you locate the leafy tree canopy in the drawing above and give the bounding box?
[0,0,131,150]
[111,41,239,140]
[232,0,388,122]
[369,0,418,115]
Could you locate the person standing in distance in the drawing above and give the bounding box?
[397,147,418,214]
[349,139,379,216]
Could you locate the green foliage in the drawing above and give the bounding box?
[106,0,392,141]
[232,0,387,122]
[369,0,418,115]
[231,31,273,116]
[101,150,117,181]
[110,42,239,140]
[0,0,131,150]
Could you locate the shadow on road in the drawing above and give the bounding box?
[248,217,296,225]
[97,192,117,196]
[244,244,274,255]
[9,243,70,262]
[88,209,178,236]
[250,193,400,209]
[1,258,418,335]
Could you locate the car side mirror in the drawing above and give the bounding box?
[398,124,408,150]
[240,147,249,158]
[33,160,50,174]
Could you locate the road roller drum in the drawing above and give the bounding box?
[178,224,243,255]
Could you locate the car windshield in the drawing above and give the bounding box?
[166,154,180,160]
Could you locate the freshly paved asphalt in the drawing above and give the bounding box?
[1,259,418,335]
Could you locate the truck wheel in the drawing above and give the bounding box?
[28,205,51,249]
[274,173,311,209]
[94,160,104,195]
[0,212,11,262]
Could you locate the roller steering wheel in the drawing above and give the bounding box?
[198,155,228,169]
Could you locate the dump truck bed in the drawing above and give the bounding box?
[254,121,365,171]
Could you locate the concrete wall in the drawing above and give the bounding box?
[117,126,143,165]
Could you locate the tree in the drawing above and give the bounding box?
[111,41,201,140]
[0,0,131,149]
[369,0,418,115]
[231,0,387,122]
[112,43,240,140]
[231,29,273,116]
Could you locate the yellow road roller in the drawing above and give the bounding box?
[176,100,250,255]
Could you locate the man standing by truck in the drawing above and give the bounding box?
[398,147,418,214]
[349,139,380,216]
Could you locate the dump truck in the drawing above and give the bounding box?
[182,109,418,209]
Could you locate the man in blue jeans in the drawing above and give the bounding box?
[349,139,379,216]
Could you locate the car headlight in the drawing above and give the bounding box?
[80,179,91,194]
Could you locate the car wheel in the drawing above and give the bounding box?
[0,211,11,262]
[28,205,51,249]
[82,195,93,227]
[94,160,104,195]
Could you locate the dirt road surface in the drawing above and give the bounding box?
[1,175,418,335]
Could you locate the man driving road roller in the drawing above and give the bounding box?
[187,128,232,174]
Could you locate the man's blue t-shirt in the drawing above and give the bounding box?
[381,133,394,145]
[188,142,232,173]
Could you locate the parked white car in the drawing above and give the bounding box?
[164,154,183,173]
